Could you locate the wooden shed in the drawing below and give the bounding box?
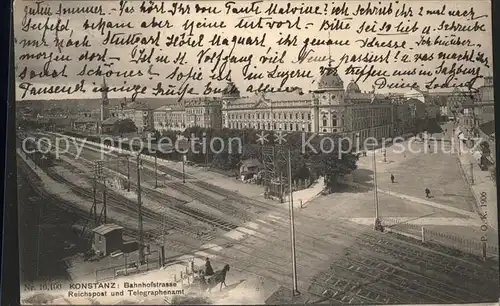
[92,224,124,256]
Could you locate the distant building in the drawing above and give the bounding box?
[447,88,473,121]
[153,97,223,133]
[456,77,495,141]
[474,76,495,123]
[101,117,120,134]
[404,88,449,120]
[73,117,99,133]
[185,97,223,129]
[393,102,415,136]
[153,104,186,132]
[110,102,154,133]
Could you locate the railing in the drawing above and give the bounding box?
[95,258,161,282]
[382,217,498,258]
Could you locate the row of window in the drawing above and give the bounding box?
[229,112,312,121]
[228,122,312,132]
[187,108,210,115]
[155,113,184,119]
[352,108,390,118]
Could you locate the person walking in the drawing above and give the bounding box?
[205,257,214,276]
[391,174,395,183]
[425,188,431,198]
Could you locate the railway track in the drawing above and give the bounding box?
[145,187,238,232]
[36,137,242,234]
[17,156,159,243]
[193,180,272,211]
[44,165,217,242]
[145,160,194,180]
[168,181,252,222]
[352,235,498,297]
[345,255,483,302]
[34,137,237,237]
[57,153,240,234]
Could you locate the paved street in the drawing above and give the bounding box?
[353,138,475,213]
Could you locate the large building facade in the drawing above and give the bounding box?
[153,97,223,133]
[109,102,154,133]
[153,104,186,132]
[222,68,411,144]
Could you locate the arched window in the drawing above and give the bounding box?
[322,114,327,127]
[332,114,338,126]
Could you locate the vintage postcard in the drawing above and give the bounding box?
[13,0,498,304]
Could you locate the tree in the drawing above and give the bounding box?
[306,134,358,193]
[172,127,359,193]
[113,119,137,135]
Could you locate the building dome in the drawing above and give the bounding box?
[346,80,361,94]
[318,67,344,90]
[222,82,240,98]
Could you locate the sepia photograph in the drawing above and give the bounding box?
[12,0,498,304]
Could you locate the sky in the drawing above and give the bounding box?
[13,0,494,101]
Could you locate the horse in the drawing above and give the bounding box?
[196,264,230,293]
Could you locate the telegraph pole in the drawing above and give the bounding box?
[373,147,380,230]
[36,203,42,278]
[136,154,145,264]
[93,176,97,223]
[93,161,103,223]
[127,157,130,192]
[103,178,107,223]
[470,161,475,185]
[288,149,299,296]
[154,151,158,188]
[118,153,131,192]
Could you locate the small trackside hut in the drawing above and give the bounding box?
[92,224,124,256]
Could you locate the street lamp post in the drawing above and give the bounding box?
[287,149,300,296]
[154,150,158,189]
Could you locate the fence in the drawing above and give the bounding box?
[382,217,498,258]
[455,157,483,217]
[95,257,161,282]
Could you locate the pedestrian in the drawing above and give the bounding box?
[205,257,214,276]
[425,188,431,198]
[391,174,395,183]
